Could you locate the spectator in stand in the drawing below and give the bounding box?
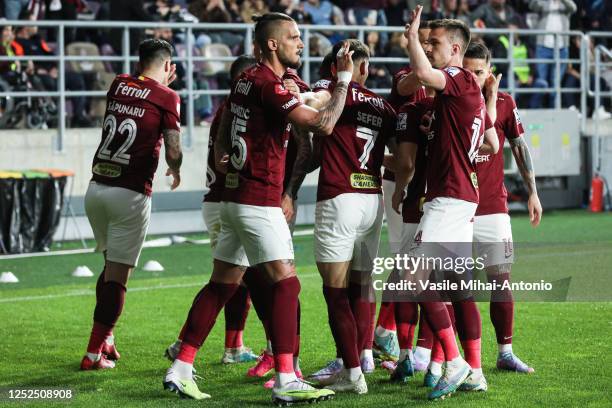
[12,10,92,126]
[384,31,409,76]
[428,0,471,26]
[148,0,184,22]
[346,1,389,50]
[270,0,308,23]
[385,0,410,27]
[189,0,243,51]
[109,0,153,56]
[302,0,333,26]
[0,25,19,79]
[529,0,577,108]
[365,30,391,89]
[4,0,30,20]
[470,0,524,29]
[240,0,269,23]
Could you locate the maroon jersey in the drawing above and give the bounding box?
[384,66,428,182]
[317,81,397,202]
[426,66,492,204]
[396,97,434,224]
[204,102,226,203]
[475,92,524,215]
[223,63,302,207]
[91,74,180,196]
[283,69,311,196]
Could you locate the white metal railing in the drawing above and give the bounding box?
[0,20,609,151]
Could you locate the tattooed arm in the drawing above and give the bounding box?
[510,136,542,226]
[163,129,182,190]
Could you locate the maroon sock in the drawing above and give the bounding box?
[95,268,105,303]
[224,285,250,348]
[452,298,481,341]
[270,277,300,355]
[416,308,434,349]
[395,301,418,350]
[87,321,113,354]
[182,282,239,349]
[242,267,271,338]
[446,303,457,333]
[294,300,301,357]
[365,301,376,349]
[348,281,373,352]
[489,273,514,344]
[323,286,360,369]
[93,281,126,327]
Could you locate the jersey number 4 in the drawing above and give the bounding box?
[97,114,137,165]
[356,127,379,170]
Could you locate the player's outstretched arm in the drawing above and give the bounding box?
[163,129,183,190]
[405,6,446,91]
[510,136,542,226]
[391,142,418,214]
[479,127,500,155]
[287,42,353,135]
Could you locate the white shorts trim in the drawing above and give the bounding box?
[213,202,292,267]
[473,213,514,266]
[85,181,151,267]
[314,193,384,271]
[382,179,403,254]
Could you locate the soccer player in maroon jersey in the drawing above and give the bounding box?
[391,6,499,400]
[80,39,182,370]
[163,12,354,403]
[463,41,542,374]
[310,39,397,395]
[164,55,260,368]
[375,20,433,369]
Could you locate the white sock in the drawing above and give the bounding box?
[414,346,431,362]
[398,348,410,362]
[266,340,273,354]
[277,371,298,386]
[293,356,300,372]
[498,343,513,354]
[429,361,442,376]
[447,356,467,371]
[375,326,393,337]
[87,352,100,362]
[472,367,483,376]
[360,349,373,360]
[347,367,363,381]
[172,359,193,380]
[105,335,114,345]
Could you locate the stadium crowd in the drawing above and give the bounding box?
[0,0,610,129]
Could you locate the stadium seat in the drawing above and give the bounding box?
[200,43,232,76]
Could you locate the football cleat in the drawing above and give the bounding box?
[423,369,441,388]
[374,331,399,361]
[80,354,115,370]
[428,360,471,400]
[247,350,275,377]
[497,352,535,374]
[307,359,343,382]
[102,341,120,361]
[272,379,334,406]
[163,367,210,400]
[264,370,303,389]
[361,355,375,374]
[390,357,414,383]
[323,371,368,394]
[221,347,258,364]
[458,370,488,392]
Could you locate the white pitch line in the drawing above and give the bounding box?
[0,229,316,260]
[0,273,321,304]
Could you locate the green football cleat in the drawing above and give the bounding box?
[272,378,335,406]
[390,357,414,383]
[163,368,210,400]
[374,331,399,361]
[427,361,471,400]
[423,369,441,388]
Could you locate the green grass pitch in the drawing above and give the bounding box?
[0,210,611,407]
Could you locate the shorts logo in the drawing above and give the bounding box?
[470,172,479,188]
[275,84,289,95]
[396,113,407,130]
[225,172,239,189]
[503,238,514,259]
[350,173,379,189]
[93,162,121,178]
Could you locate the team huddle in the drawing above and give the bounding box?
[80,4,542,405]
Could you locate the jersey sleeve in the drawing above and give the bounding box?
[505,97,524,139]
[161,91,181,132]
[261,81,302,117]
[440,67,470,97]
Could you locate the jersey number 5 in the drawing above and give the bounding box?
[230,116,247,170]
[356,127,379,170]
[97,114,137,165]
